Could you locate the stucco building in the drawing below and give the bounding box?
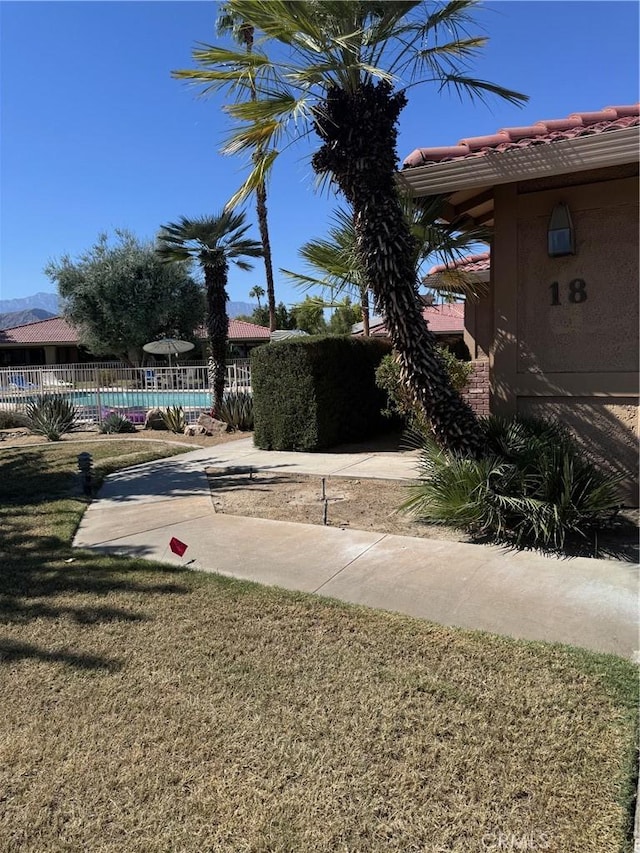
[402,104,639,500]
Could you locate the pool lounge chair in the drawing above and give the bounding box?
[144,369,159,390]
[8,374,36,391]
[42,371,72,388]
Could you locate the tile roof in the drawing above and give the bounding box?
[427,252,490,276]
[403,104,640,168]
[366,303,464,337]
[227,319,270,340]
[0,316,272,346]
[0,315,77,344]
[195,320,270,340]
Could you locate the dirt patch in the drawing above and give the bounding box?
[206,467,639,560]
[0,426,250,450]
[206,467,468,542]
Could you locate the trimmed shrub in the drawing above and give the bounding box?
[218,392,254,431]
[252,336,392,451]
[99,412,137,434]
[403,415,623,551]
[25,394,77,441]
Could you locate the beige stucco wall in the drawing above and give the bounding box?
[517,396,638,503]
[516,197,638,374]
[469,168,639,501]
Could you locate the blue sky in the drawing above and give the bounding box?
[1,1,638,309]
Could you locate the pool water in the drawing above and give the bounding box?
[70,390,212,409]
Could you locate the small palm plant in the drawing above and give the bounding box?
[281,197,490,338]
[156,212,262,415]
[404,416,623,550]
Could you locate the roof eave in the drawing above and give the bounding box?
[399,127,640,197]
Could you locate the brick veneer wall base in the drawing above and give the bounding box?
[462,360,490,417]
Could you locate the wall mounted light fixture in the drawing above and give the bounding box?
[547,202,575,257]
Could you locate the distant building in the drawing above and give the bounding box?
[0,316,270,366]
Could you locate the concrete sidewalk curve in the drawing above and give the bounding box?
[74,438,639,660]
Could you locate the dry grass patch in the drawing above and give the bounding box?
[0,445,637,853]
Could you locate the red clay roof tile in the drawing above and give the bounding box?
[0,316,77,344]
[0,316,271,346]
[427,252,490,276]
[403,104,640,168]
[226,319,270,340]
[366,303,464,337]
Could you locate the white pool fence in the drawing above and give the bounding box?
[0,360,251,426]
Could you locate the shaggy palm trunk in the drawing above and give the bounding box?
[359,285,370,336]
[204,262,229,417]
[312,82,483,456]
[255,180,277,332]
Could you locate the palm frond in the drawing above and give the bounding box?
[438,73,527,107]
[224,148,280,210]
[156,211,261,267]
[406,414,622,549]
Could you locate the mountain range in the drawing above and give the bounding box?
[0,292,61,316]
[0,292,258,321]
[0,308,56,331]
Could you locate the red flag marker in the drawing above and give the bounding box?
[169,537,188,557]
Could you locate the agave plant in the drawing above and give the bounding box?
[404,416,623,550]
[26,395,77,441]
[218,391,254,431]
[160,406,187,434]
[99,413,137,434]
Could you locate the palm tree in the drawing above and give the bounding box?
[174,1,526,455]
[156,212,262,415]
[216,5,279,333]
[281,207,371,335]
[281,196,490,335]
[249,284,265,308]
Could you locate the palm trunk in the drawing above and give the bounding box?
[359,285,370,336]
[205,263,229,417]
[243,22,277,333]
[255,180,277,332]
[312,82,483,456]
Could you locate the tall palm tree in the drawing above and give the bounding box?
[216,5,279,333]
[249,284,265,307]
[281,195,490,334]
[174,1,526,455]
[156,212,262,415]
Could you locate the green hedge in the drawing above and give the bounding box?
[251,336,393,451]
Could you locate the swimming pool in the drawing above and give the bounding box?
[69,389,212,409]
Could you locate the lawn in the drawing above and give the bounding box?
[0,442,637,852]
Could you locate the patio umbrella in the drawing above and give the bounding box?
[142,337,195,367]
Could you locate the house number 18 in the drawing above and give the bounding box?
[550,279,587,306]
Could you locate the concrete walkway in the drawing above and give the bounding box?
[74,437,639,660]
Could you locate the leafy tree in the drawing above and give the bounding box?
[275,301,297,330]
[237,300,296,330]
[216,5,279,332]
[174,1,526,455]
[249,284,265,308]
[291,296,327,335]
[328,297,361,335]
[156,212,261,415]
[45,230,203,366]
